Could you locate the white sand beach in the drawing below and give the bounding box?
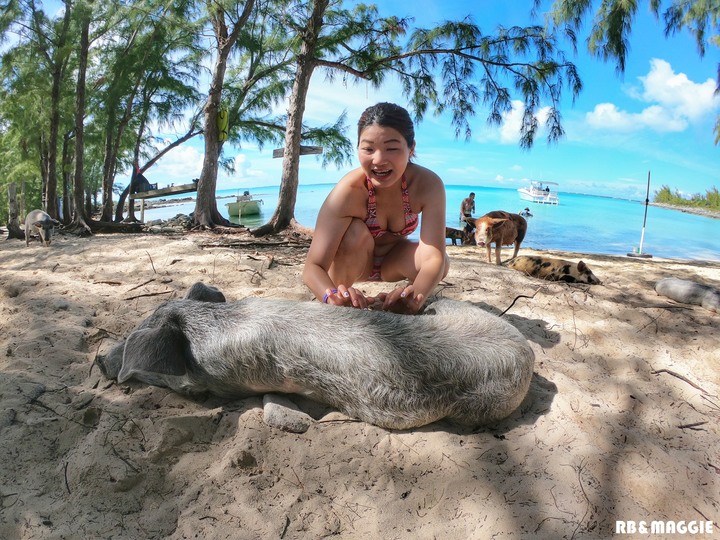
[1,229,718,538]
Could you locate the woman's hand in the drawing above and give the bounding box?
[376,285,425,314]
[323,285,370,309]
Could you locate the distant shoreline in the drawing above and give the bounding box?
[137,194,234,210]
[650,202,720,220]
[141,194,720,221]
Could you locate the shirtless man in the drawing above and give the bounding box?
[460,192,476,233]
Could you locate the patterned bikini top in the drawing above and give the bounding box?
[364,175,419,239]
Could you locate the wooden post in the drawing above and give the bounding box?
[272,145,323,158]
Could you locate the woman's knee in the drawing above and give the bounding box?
[330,218,374,281]
[442,251,450,278]
[337,218,374,258]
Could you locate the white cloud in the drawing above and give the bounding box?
[154,145,204,181]
[586,102,688,132]
[639,59,718,121]
[303,73,406,131]
[498,103,525,143]
[585,59,718,133]
[492,174,522,186]
[475,100,552,145]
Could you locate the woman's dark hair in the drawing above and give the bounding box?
[357,102,415,148]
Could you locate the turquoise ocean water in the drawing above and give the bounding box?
[143,183,720,262]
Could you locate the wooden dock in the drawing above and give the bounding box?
[129,182,198,200]
[129,182,198,221]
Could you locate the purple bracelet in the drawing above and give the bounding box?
[323,289,338,304]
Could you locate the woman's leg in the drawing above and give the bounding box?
[380,240,449,283]
[328,218,375,286]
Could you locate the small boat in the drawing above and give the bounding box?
[518,181,559,205]
[226,191,263,217]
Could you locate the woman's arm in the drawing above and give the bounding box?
[303,174,370,307]
[410,173,448,300]
[382,168,448,313]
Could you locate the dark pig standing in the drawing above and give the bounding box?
[25,209,58,247]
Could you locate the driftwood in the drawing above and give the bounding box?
[88,220,144,234]
[651,369,709,394]
[123,290,175,301]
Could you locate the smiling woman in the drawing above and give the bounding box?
[302,102,449,314]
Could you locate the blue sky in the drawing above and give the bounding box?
[144,1,719,201]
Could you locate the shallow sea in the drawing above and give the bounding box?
[142,183,720,262]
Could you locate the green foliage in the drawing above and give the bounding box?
[654,184,720,210]
[0,0,594,225]
[399,21,582,147]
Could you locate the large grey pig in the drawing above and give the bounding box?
[97,282,535,430]
[655,277,720,313]
[25,209,58,247]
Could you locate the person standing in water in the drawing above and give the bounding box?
[460,192,476,233]
[303,102,448,314]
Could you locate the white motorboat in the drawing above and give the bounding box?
[518,181,559,205]
[226,191,263,217]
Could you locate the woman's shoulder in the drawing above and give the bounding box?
[321,169,368,216]
[330,169,367,199]
[406,163,445,195]
[338,168,368,188]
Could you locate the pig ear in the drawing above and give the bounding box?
[33,221,44,227]
[184,282,226,302]
[577,261,587,271]
[491,218,508,224]
[117,324,189,385]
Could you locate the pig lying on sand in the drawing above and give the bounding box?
[98,283,535,430]
[655,277,720,313]
[505,255,602,285]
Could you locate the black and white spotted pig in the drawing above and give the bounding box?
[505,255,602,284]
[25,209,58,247]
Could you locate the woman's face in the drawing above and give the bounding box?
[358,124,414,189]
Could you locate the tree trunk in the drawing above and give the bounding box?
[193,0,255,228]
[44,4,73,221]
[193,26,231,227]
[115,168,140,223]
[194,92,229,227]
[45,62,62,220]
[70,5,92,235]
[62,132,72,224]
[6,183,25,240]
[253,0,328,236]
[20,181,26,222]
[115,179,137,223]
[39,137,49,210]
[99,122,117,222]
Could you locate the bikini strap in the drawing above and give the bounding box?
[401,175,411,213]
[365,177,377,220]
